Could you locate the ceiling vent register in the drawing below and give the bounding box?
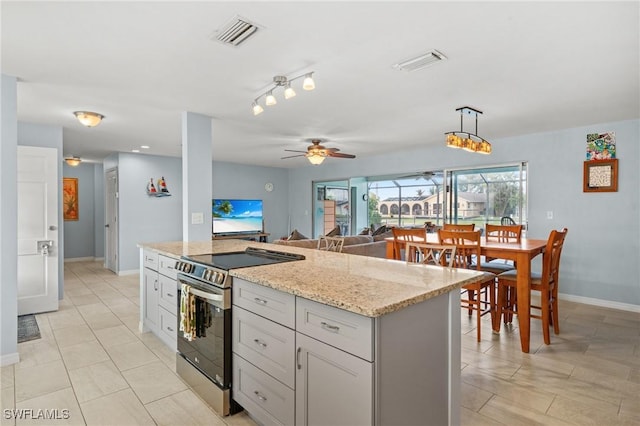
[215,16,259,47]
[392,50,447,72]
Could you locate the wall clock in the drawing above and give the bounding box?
[264,182,274,192]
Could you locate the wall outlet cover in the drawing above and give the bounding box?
[192,212,204,224]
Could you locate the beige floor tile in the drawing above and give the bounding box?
[460,381,493,412]
[14,340,61,370]
[93,325,137,348]
[67,360,129,403]
[60,341,110,371]
[106,299,138,318]
[145,389,225,426]
[119,315,142,335]
[479,395,574,426]
[82,312,122,331]
[122,361,186,404]
[46,309,85,331]
[1,386,15,426]
[460,406,503,426]
[67,293,102,306]
[106,341,158,372]
[15,387,83,425]
[52,324,96,348]
[33,315,55,341]
[1,366,14,389]
[150,344,177,372]
[546,394,621,425]
[14,360,70,402]
[75,302,111,317]
[80,388,154,425]
[64,286,94,297]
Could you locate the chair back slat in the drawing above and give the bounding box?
[391,227,426,260]
[485,224,522,243]
[405,242,456,267]
[540,228,568,291]
[442,223,475,231]
[437,229,482,270]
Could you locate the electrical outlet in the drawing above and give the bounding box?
[546,211,553,220]
[191,212,204,224]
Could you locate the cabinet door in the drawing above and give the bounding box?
[143,268,159,330]
[296,333,373,426]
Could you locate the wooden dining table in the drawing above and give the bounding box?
[385,234,548,353]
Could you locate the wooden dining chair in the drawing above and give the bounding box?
[500,216,517,225]
[405,242,456,267]
[443,223,475,231]
[317,236,345,252]
[391,227,426,260]
[476,224,523,274]
[438,229,496,342]
[495,228,568,345]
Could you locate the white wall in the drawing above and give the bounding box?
[288,119,640,307]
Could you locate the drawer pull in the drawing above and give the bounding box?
[254,391,267,402]
[253,298,268,305]
[253,339,267,349]
[296,347,302,370]
[167,326,174,332]
[166,293,174,298]
[321,322,340,333]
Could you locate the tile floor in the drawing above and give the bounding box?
[1,260,638,425]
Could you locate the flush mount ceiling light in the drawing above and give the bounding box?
[251,72,315,116]
[64,156,81,167]
[73,111,104,127]
[445,106,492,155]
[392,50,447,72]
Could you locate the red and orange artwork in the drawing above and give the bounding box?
[63,177,79,221]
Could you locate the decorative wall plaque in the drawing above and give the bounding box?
[583,159,618,192]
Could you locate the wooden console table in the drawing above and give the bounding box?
[212,232,269,243]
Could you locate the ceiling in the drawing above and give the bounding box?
[2,1,638,168]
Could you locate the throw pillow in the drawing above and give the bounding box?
[359,227,371,235]
[287,229,308,240]
[325,226,341,237]
[372,225,389,236]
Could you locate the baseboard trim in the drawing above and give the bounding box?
[118,269,139,276]
[1,352,20,366]
[558,293,640,313]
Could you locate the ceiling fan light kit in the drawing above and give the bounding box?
[252,72,315,115]
[444,106,492,154]
[282,139,355,165]
[73,111,104,127]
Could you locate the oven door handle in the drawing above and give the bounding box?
[187,286,224,302]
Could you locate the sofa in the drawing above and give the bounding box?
[273,234,388,258]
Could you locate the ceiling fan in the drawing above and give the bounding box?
[282,139,356,165]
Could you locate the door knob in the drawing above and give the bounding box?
[105,224,110,228]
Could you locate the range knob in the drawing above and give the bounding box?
[204,269,214,282]
[215,272,225,284]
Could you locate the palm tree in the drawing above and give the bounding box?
[416,189,425,198]
[213,200,233,217]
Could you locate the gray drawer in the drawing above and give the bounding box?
[233,354,294,426]
[143,250,158,270]
[233,278,295,329]
[158,274,177,315]
[158,254,177,279]
[296,297,374,361]
[233,307,295,388]
[158,306,177,351]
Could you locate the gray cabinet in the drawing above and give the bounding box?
[141,249,178,351]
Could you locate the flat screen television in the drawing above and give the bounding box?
[212,199,263,235]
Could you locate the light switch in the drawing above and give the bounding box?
[191,212,204,224]
[546,211,553,220]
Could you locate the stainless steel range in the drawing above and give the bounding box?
[174,247,305,416]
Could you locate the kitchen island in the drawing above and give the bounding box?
[139,239,483,425]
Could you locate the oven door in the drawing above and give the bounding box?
[177,274,231,389]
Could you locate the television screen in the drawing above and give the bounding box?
[212,199,263,235]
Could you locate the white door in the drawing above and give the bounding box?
[17,146,59,315]
[105,168,118,273]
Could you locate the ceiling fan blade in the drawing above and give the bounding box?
[326,147,340,152]
[284,149,308,153]
[327,152,356,159]
[281,154,306,159]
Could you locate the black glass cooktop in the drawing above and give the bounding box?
[185,247,305,271]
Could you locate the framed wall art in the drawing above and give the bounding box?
[63,177,79,220]
[583,159,618,193]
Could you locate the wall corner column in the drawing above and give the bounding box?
[181,112,213,242]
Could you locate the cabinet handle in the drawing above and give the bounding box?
[154,280,158,291]
[254,390,267,402]
[321,322,340,333]
[296,347,302,370]
[253,298,268,305]
[253,339,267,349]
[167,326,174,332]
[166,293,174,298]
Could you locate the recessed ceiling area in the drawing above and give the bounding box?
[1,2,638,167]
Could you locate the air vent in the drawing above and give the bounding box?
[392,50,447,72]
[214,16,259,47]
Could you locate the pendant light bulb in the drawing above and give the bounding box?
[265,91,277,106]
[307,153,325,165]
[252,102,264,116]
[284,84,296,100]
[302,73,315,91]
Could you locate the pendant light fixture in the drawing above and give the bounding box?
[73,111,104,127]
[444,106,491,154]
[251,72,315,115]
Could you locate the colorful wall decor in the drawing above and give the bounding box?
[63,177,79,220]
[147,176,171,197]
[586,132,616,160]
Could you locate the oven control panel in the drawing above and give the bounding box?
[175,260,230,288]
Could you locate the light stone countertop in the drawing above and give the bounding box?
[139,240,484,317]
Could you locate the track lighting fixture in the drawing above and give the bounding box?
[251,72,315,115]
[444,106,492,155]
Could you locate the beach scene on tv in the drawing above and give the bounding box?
[212,199,264,234]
